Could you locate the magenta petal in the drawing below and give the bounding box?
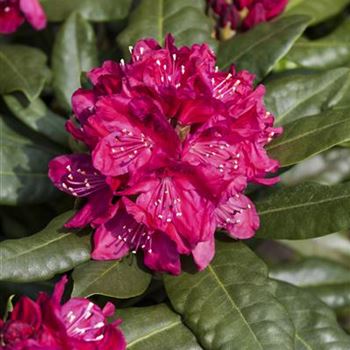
[71,88,96,125]
[48,153,107,198]
[19,0,46,30]
[216,192,259,239]
[0,5,24,34]
[144,231,181,275]
[99,325,127,350]
[10,297,42,328]
[102,302,115,317]
[92,131,153,177]
[65,188,113,229]
[192,236,215,271]
[91,212,130,260]
[51,276,68,305]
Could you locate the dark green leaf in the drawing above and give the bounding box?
[217,15,309,81]
[0,116,60,205]
[268,109,350,167]
[4,95,68,149]
[270,258,350,309]
[41,0,132,22]
[256,182,350,240]
[116,304,203,349]
[117,0,217,57]
[284,0,350,25]
[72,259,152,298]
[271,280,350,349]
[265,68,350,125]
[0,212,91,282]
[164,241,294,350]
[52,13,98,111]
[0,45,50,101]
[286,19,350,69]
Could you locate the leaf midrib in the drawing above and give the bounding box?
[1,231,75,262]
[74,261,121,296]
[0,51,31,98]
[275,71,347,124]
[268,116,350,151]
[208,265,264,350]
[258,193,350,216]
[127,320,181,348]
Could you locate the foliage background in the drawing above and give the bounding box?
[1,0,350,348]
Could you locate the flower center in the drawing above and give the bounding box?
[116,223,153,254]
[63,302,105,342]
[62,165,106,197]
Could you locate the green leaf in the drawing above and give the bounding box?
[4,95,68,149]
[0,45,50,102]
[41,0,132,22]
[72,259,151,298]
[0,212,91,282]
[117,0,217,57]
[270,258,350,310]
[116,304,203,349]
[217,15,309,81]
[267,109,350,167]
[286,19,350,70]
[284,0,350,25]
[271,280,350,349]
[265,68,350,125]
[52,13,98,111]
[280,232,350,266]
[164,241,295,350]
[0,116,60,205]
[256,182,350,240]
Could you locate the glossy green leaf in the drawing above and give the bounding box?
[270,258,350,309]
[0,212,91,282]
[217,15,309,81]
[267,109,350,167]
[52,13,98,111]
[281,233,350,266]
[256,182,350,240]
[164,241,294,350]
[117,304,203,350]
[265,68,350,125]
[271,280,350,349]
[0,116,60,205]
[72,259,152,298]
[41,0,132,22]
[117,0,217,57]
[287,19,350,69]
[284,0,350,25]
[0,45,50,101]
[4,95,68,149]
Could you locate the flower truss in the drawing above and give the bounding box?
[207,0,288,37]
[49,34,281,275]
[0,0,46,34]
[0,276,126,350]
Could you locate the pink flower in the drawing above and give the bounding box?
[49,34,281,273]
[207,0,288,34]
[0,0,46,34]
[0,276,126,350]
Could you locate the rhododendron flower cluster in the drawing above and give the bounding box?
[207,0,288,35]
[0,276,126,350]
[0,0,46,34]
[49,35,281,275]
